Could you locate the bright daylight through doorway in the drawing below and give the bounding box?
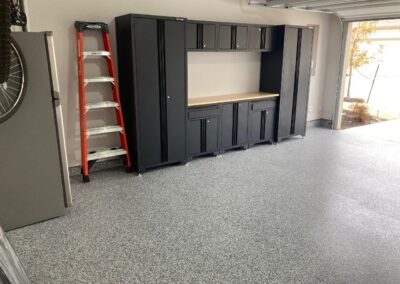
[341,19,400,130]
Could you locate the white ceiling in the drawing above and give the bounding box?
[248,0,400,21]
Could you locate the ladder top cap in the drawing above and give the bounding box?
[75,21,109,33]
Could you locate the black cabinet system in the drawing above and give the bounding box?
[260,26,313,141]
[116,14,313,172]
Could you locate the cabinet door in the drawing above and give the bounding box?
[237,102,249,145]
[205,117,218,152]
[221,102,248,149]
[165,20,186,162]
[186,23,198,49]
[203,24,216,49]
[264,107,276,142]
[293,28,313,136]
[278,27,298,140]
[235,26,248,50]
[263,27,273,51]
[188,119,201,155]
[221,104,234,149]
[219,25,232,50]
[250,109,262,144]
[134,17,162,166]
[249,26,262,50]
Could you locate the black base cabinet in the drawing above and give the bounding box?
[187,106,219,157]
[248,99,277,146]
[188,98,278,158]
[116,14,187,173]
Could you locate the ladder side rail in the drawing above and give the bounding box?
[102,31,132,169]
[76,31,89,178]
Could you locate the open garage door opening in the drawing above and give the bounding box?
[340,19,400,130]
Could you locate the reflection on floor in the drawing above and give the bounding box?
[6,127,400,283]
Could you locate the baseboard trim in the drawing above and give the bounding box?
[307,119,332,129]
[69,158,123,177]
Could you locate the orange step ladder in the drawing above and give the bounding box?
[75,21,131,182]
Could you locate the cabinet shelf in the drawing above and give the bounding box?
[188,92,279,107]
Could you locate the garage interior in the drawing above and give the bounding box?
[1,0,400,283]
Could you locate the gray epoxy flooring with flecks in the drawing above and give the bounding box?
[6,125,400,284]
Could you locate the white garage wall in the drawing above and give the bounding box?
[24,0,333,167]
[188,52,262,98]
[322,15,343,121]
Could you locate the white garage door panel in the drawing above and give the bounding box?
[338,5,400,20]
[249,1,400,20]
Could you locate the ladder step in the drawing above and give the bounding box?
[88,148,127,161]
[83,51,110,58]
[87,125,123,136]
[84,77,114,84]
[86,101,119,111]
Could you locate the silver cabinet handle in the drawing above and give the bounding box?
[167,96,170,99]
[203,44,206,48]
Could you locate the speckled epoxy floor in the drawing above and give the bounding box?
[6,126,400,283]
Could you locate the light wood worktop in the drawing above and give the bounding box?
[188,92,280,107]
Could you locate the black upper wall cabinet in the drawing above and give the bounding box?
[259,26,313,141]
[249,26,273,51]
[116,14,187,173]
[186,21,217,50]
[217,24,248,50]
[218,24,248,50]
[187,21,272,52]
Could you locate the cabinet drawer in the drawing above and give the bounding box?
[251,100,276,111]
[188,107,219,119]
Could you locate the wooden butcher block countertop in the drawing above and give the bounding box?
[188,92,280,107]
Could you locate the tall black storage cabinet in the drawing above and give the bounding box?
[260,26,313,141]
[116,14,187,173]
